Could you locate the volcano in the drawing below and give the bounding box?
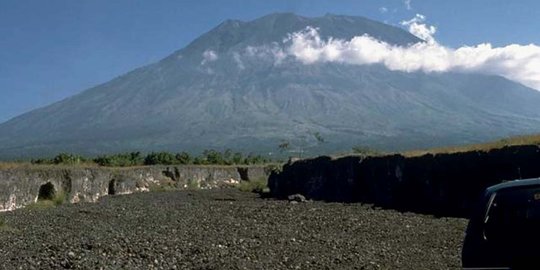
[2,13,540,158]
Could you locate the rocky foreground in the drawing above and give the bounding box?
[0,189,467,269]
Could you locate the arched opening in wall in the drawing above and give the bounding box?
[38,182,56,201]
[108,179,116,195]
[237,167,249,181]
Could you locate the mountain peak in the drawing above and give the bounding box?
[180,12,421,57]
[258,12,302,19]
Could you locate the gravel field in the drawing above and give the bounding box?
[0,189,467,269]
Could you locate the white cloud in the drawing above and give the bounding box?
[201,49,218,65]
[282,16,540,90]
[379,7,388,14]
[404,0,412,10]
[400,14,436,44]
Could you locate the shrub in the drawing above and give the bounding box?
[175,152,192,165]
[28,191,66,209]
[31,158,54,165]
[29,150,276,167]
[94,152,143,167]
[232,152,244,165]
[52,191,66,206]
[186,179,200,190]
[144,152,177,165]
[192,157,205,165]
[243,154,270,165]
[202,149,225,165]
[237,178,268,193]
[53,153,86,165]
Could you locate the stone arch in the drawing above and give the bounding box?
[38,182,56,201]
[108,179,116,195]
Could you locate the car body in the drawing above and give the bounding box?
[462,178,540,269]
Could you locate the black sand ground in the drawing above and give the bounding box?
[0,189,467,269]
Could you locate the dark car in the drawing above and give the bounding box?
[462,178,540,269]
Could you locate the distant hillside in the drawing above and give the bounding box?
[1,13,540,158]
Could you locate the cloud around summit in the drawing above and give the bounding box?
[280,14,540,90]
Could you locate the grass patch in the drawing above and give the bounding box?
[402,134,540,157]
[26,191,66,210]
[186,179,200,190]
[237,178,268,193]
[0,162,32,170]
[52,191,66,206]
[330,134,540,160]
[26,200,56,210]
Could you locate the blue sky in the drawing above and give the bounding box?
[1,0,539,123]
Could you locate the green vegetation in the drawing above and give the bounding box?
[26,200,56,209]
[25,149,273,167]
[0,216,5,228]
[142,150,271,166]
[27,191,66,209]
[6,133,540,169]
[51,191,66,206]
[237,178,268,193]
[175,151,192,164]
[94,152,143,167]
[186,179,200,190]
[144,152,178,165]
[32,153,88,165]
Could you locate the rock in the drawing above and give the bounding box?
[67,251,76,259]
[287,194,306,203]
[0,188,467,269]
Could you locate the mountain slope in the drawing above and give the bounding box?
[2,13,540,158]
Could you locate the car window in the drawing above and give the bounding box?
[484,187,540,244]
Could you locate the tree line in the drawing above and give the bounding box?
[31,150,274,167]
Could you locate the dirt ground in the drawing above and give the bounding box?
[0,189,467,269]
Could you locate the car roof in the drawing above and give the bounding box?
[486,178,540,194]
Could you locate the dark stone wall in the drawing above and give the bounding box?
[269,145,540,217]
